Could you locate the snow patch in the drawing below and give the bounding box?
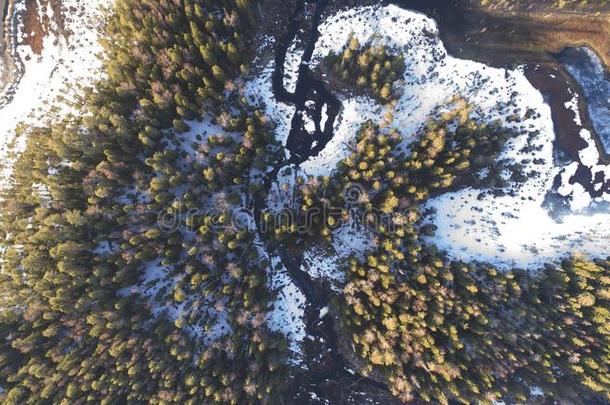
[266,254,307,358]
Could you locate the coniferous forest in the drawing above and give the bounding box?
[0,0,609,404]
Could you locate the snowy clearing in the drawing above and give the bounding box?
[248,5,610,269]
[265,254,307,359]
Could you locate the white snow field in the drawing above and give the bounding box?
[247,5,610,270]
[0,0,109,184]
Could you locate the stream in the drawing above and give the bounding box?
[254,0,388,400]
[272,0,341,162]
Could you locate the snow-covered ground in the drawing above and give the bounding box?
[247,62,296,159]
[0,0,109,185]
[301,222,373,292]
[265,254,307,358]
[247,5,610,270]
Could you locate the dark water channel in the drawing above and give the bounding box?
[272,0,341,162]
[254,0,388,401]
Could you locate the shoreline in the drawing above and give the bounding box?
[525,59,609,165]
[399,0,610,178]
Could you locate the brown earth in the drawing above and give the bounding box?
[0,0,72,105]
[401,0,610,72]
[469,0,609,12]
[20,0,64,54]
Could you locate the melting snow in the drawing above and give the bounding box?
[564,93,582,126]
[557,129,610,210]
[266,254,307,359]
[249,5,610,270]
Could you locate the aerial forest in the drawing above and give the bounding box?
[0,0,608,404]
